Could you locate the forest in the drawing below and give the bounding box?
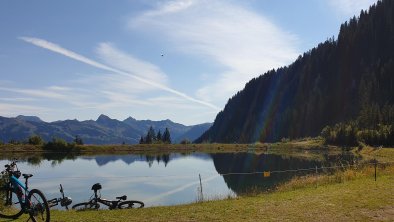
[197,0,394,146]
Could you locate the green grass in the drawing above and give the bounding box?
[8,167,393,222]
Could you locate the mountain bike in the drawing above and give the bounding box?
[47,184,72,210]
[0,160,50,222]
[72,183,144,210]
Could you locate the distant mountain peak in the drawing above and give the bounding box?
[16,115,43,123]
[96,114,112,122]
[123,116,137,122]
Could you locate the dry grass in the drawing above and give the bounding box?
[277,163,394,192]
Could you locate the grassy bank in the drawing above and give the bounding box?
[0,138,336,156]
[9,165,394,222]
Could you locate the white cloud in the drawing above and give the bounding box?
[0,86,100,109]
[95,43,168,93]
[19,37,219,110]
[327,0,377,17]
[129,0,300,105]
[0,86,69,100]
[0,103,50,116]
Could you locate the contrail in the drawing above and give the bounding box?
[19,36,220,110]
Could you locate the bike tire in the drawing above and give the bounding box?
[118,200,144,209]
[27,189,50,222]
[72,201,100,211]
[0,186,23,219]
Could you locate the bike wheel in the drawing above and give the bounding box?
[72,201,100,211]
[118,200,144,209]
[27,189,50,222]
[0,187,23,219]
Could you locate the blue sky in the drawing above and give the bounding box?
[0,0,377,125]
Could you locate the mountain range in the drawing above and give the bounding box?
[197,0,394,143]
[0,115,211,144]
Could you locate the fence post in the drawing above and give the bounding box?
[199,174,203,201]
[374,160,377,182]
[315,165,318,188]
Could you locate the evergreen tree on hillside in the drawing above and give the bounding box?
[196,0,394,144]
[163,128,171,144]
[157,130,162,142]
[145,126,156,144]
[139,136,144,144]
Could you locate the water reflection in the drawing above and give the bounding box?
[211,152,359,193]
[0,151,358,208]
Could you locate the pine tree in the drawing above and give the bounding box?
[163,128,171,144]
[156,130,162,142]
[144,126,157,144]
[139,136,144,144]
[74,135,83,145]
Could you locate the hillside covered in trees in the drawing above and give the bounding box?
[197,0,394,145]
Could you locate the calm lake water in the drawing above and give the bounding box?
[0,151,358,209]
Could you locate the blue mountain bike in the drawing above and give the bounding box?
[0,160,50,222]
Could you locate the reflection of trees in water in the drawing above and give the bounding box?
[211,153,359,194]
[145,154,170,167]
[2,152,213,168]
[1,152,81,166]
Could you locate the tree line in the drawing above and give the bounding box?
[139,126,172,144]
[197,0,394,144]
[2,135,83,152]
[321,104,394,146]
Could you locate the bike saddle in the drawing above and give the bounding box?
[22,173,33,178]
[91,183,102,191]
[116,195,127,200]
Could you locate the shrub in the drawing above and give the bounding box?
[180,139,191,144]
[28,135,44,145]
[44,138,74,152]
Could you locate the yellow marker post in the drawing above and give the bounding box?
[263,171,270,177]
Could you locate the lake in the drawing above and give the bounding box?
[0,151,358,209]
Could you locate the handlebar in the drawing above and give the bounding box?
[48,184,72,209]
[2,159,20,177]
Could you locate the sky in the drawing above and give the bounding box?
[0,0,378,125]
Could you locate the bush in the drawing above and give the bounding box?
[28,135,44,145]
[8,139,20,145]
[180,139,191,144]
[321,122,394,146]
[44,138,74,152]
[74,135,83,145]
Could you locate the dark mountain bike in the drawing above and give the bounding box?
[72,183,144,210]
[47,184,72,210]
[0,160,50,222]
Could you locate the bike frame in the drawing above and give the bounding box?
[90,190,122,209]
[8,174,31,211]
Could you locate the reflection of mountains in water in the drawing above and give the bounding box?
[211,152,358,194]
[83,153,212,167]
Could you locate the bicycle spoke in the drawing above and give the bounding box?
[28,189,50,222]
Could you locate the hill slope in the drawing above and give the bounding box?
[197,0,394,143]
[0,115,211,144]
